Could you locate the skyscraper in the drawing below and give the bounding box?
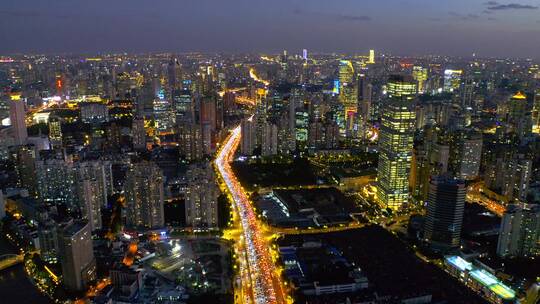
[241,118,256,155]
[10,144,38,197]
[48,116,62,148]
[357,74,372,139]
[456,131,482,180]
[57,220,96,291]
[177,121,203,161]
[376,75,417,209]
[506,92,532,140]
[368,49,375,64]
[36,158,78,210]
[338,60,357,133]
[532,88,540,134]
[124,161,165,228]
[76,161,110,231]
[9,91,28,145]
[424,175,466,250]
[443,69,462,93]
[131,117,146,150]
[412,66,428,94]
[497,203,540,257]
[185,164,219,230]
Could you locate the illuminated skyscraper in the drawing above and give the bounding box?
[412,66,428,93]
[9,91,28,145]
[532,89,540,134]
[153,89,174,133]
[338,60,357,132]
[506,92,532,140]
[443,69,463,92]
[424,175,466,250]
[124,161,164,228]
[48,116,62,147]
[376,75,417,209]
[368,49,375,64]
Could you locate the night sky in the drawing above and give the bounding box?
[1,0,539,58]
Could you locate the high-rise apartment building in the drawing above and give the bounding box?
[58,220,96,291]
[131,117,146,150]
[241,118,257,156]
[10,144,38,197]
[36,158,78,210]
[124,161,164,228]
[497,203,540,257]
[76,161,110,231]
[185,164,219,230]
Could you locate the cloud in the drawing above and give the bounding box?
[293,8,371,22]
[0,10,70,19]
[339,14,371,22]
[448,11,481,21]
[483,1,499,5]
[487,3,538,10]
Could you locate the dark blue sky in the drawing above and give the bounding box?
[1,0,539,58]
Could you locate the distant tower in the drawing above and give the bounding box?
[376,75,417,210]
[9,91,28,145]
[424,175,466,250]
[506,92,532,141]
[368,49,375,64]
[338,60,357,133]
[532,88,540,134]
[302,49,308,61]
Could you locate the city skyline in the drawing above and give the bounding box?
[1,2,540,302]
[1,0,540,59]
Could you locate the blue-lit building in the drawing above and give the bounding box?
[444,256,517,304]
